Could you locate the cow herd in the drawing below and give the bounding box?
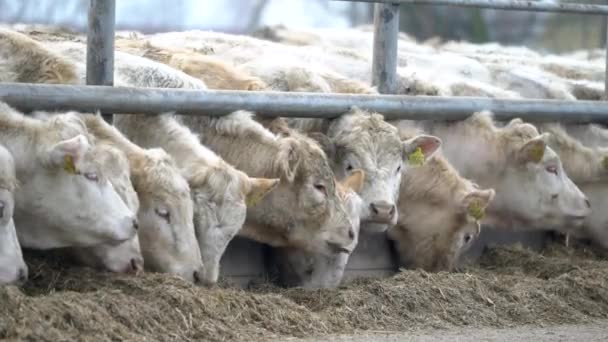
[0,25,605,289]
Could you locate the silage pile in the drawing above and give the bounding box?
[1,243,608,341]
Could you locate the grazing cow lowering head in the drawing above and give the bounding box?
[68,141,144,274]
[304,108,441,233]
[185,162,279,285]
[388,154,495,271]
[114,113,280,286]
[1,107,137,249]
[273,170,366,289]
[0,144,27,285]
[181,111,356,256]
[83,114,204,284]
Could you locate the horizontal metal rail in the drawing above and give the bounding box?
[2,82,608,123]
[334,0,608,15]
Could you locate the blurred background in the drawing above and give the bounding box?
[0,0,606,53]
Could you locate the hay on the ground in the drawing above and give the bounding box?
[1,243,608,341]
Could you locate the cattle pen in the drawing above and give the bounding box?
[3,1,608,341]
[0,0,605,285]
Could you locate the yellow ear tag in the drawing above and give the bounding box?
[467,199,485,221]
[603,156,608,171]
[246,193,262,207]
[529,144,544,163]
[408,147,425,167]
[63,155,78,174]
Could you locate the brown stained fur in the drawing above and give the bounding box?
[541,63,603,82]
[0,28,77,84]
[115,39,267,90]
[182,111,332,186]
[319,70,377,94]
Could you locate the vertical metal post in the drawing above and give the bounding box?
[605,16,608,100]
[87,0,115,123]
[372,2,400,94]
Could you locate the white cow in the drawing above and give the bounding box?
[286,108,441,233]
[67,141,144,273]
[115,113,279,285]
[16,39,203,282]
[0,144,27,285]
[0,103,137,249]
[29,112,144,274]
[82,114,204,284]
[412,111,590,233]
[540,123,608,248]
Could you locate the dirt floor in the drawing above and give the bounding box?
[1,242,608,341]
[279,323,608,342]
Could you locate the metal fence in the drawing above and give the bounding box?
[0,0,607,122]
[3,82,608,123]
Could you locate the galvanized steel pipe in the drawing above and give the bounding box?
[605,17,608,99]
[372,3,400,94]
[2,83,608,124]
[87,0,115,123]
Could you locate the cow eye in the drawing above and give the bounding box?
[463,233,473,244]
[0,201,4,219]
[546,165,558,175]
[83,172,99,182]
[396,165,402,173]
[346,164,354,172]
[155,208,171,222]
[314,183,327,195]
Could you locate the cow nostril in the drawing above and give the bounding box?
[389,205,396,216]
[370,203,379,214]
[585,199,591,209]
[18,268,27,283]
[348,229,355,240]
[132,219,139,231]
[130,258,139,272]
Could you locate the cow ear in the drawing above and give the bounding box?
[403,135,442,166]
[49,134,89,174]
[462,189,495,220]
[517,133,548,164]
[276,139,301,182]
[245,177,280,207]
[308,132,336,160]
[339,169,365,194]
[505,118,524,129]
